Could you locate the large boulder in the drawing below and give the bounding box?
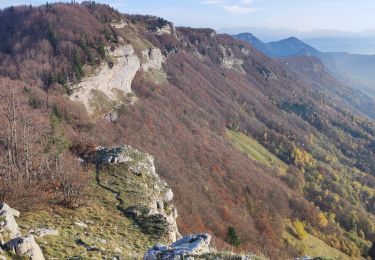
[0,202,21,239]
[13,234,45,260]
[144,233,211,260]
[0,202,45,260]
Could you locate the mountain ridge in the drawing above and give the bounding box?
[0,3,374,259]
[234,32,375,100]
[222,27,375,54]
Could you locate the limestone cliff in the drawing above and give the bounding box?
[70,44,140,114]
[69,37,166,116]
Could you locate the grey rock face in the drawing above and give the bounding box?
[94,146,135,164]
[144,233,211,260]
[69,44,140,114]
[219,45,245,74]
[0,202,21,239]
[13,234,45,260]
[0,202,45,260]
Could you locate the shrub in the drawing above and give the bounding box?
[293,220,307,240]
[317,212,328,228]
[0,82,88,209]
[292,147,315,169]
[227,226,241,247]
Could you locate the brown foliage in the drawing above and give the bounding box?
[0,3,120,87]
[1,3,375,258]
[0,78,88,210]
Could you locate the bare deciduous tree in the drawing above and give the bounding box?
[0,86,88,210]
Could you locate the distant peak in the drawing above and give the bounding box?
[282,36,302,42]
[236,32,259,39]
[237,32,256,36]
[234,32,264,44]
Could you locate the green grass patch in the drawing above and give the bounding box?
[89,89,116,114]
[17,168,162,259]
[283,223,352,260]
[116,25,153,60]
[227,129,287,170]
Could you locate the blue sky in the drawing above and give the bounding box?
[1,0,375,32]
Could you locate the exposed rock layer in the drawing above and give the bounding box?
[70,44,140,113]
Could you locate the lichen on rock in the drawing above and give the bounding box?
[0,203,45,260]
[144,233,211,260]
[144,233,263,260]
[92,145,180,243]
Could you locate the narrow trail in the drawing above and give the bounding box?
[94,163,165,237]
[95,163,128,216]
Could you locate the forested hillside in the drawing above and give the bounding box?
[0,3,375,259]
[235,32,375,102]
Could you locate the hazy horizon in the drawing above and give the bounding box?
[2,0,375,54]
[1,0,375,33]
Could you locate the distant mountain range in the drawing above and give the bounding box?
[235,33,375,97]
[221,27,375,54]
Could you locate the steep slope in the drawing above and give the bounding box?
[268,37,323,57]
[328,52,375,97]
[17,145,180,259]
[234,33,334,63]
[279,55,375,119]
[0,3,375,259]
[235,33,375,100]
[115,26,375,258]
[235,33,269,53]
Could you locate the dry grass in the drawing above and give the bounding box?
[17,166,164,259]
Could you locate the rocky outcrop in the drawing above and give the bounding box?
[154,24,174,35]
[0,202,21,239]
[144,233,262,260]
[0,203,45,260]
[257,66,278,81]
[93,145,180,242]
[220,45,245,74]
[30,228,59,238]
[70,43,167,115]
[144,233,211,259]
[12,235,45,260]
[111,19,127,29]
[70,44,140,114]
[141,48,165,71]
